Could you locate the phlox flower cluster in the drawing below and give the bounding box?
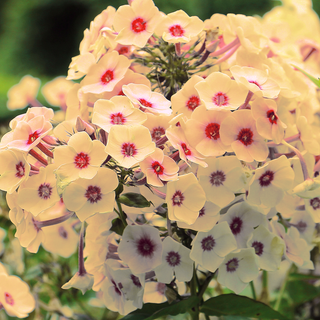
[3,0,320,317]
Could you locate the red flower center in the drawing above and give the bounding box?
[151,126,165,140]
[110,112,126,125]
[199,207,205,217]
[201,235,215,251]
[38,183,52,200]
[121,142,137,157]
[118,46,129,55]
[139,98,153,108]
[259,170,274,187]
[136,236,156,257]
[4,292,14,306]
[131,17,147,33]
[85,185,102,203]
[27,131,40,144]
[186,95,200,111]
[169,24,184,37]
[310,197,320,210]
[205,123,220,140]
[252,241,264,256]
[74,152,90,169]
[213,92,229,106]
[181,142,191,156]
[152,161,164,175]
[237,128,254,146]
[266,110,278,124]
[210,170,226,186]
[226,258,239,272]
[172,190,184,206]
[101,70,114,84]
[15,161,25,178]
[166,251,181,267]
[230,216,243,235]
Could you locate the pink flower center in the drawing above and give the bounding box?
[4,292,14,306]
[85,185,102,203]
[152,161,164,175]
[201,235,215,251]
[101,70,114,84]
[151,126,165,140]
[74,152,90,169]
[27,131,40,144]
[139,98,153,108]
[212,92,229,106]
[230,216,243,235]
[38,183,52,200]
[169,24,184,37]
[252,241,264,256]
[172,190,184,206]
[121,142,137,157]
[226,258,239,272]
[237,128,254,146]
[267,110,278,124]
[58,226,68,239]
[199,207,205,217]
[186,95,200,111]
[131,274,142,288]
[110,112,126,125]
[259,170,274,187]
[136,236,156,257]
[166,251,181,267]
[210,170,226,187]
[249,80,262,89]
[131,17,147,33]
[205,123,220,140]
[310,197,320,210]
[15,161,25,178]
[181,142,191,156]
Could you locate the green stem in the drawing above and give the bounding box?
[198,272,214,300]
[250,281,257,300]
[189,264,199,320]
[116,199,127,228]
[274,264,293,311]
[263,270,268,291]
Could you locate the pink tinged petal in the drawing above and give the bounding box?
[256,117,272,140]
[202,250,225,273]
[217,263,247,294]
[76,191,115,221]
[219,116,239,145]
[68,131,93,154]
[260,186,284,208]
[247,141,269,162]
[236,248,259,283]
[63,184,87,212]
[231,140,254,162]
[54,145,77,167]
[271,166,294,190]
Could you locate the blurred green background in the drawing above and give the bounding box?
[0,0,319,120]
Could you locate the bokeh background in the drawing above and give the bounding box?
[0,0,319,120]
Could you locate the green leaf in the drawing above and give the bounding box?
[201,294,289,320]
[110,218,125,236]
[286,280,320,305]
[289,273,320,280]
[118,193,151,208]
[292,65,320,88]
[121,296,200,320]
